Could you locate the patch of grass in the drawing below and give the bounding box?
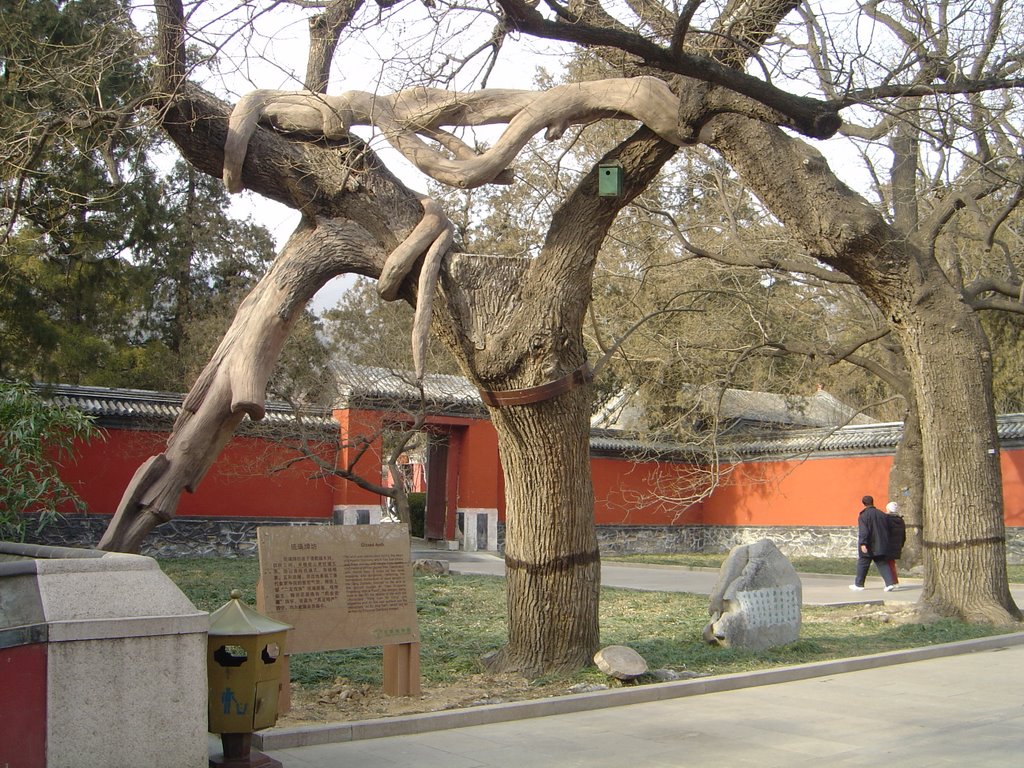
[159,556,261,611]
[161,558,1017,698]
[603,552,728,569]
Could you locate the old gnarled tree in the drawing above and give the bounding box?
[101,0,1020,676]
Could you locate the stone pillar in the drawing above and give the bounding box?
[332,505,384,525]
[458,508,499,551]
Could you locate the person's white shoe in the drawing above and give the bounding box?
[849,584,865,591]
[884,584,899,592]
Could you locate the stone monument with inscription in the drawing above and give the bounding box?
[702,539,802,651]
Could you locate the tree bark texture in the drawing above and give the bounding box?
[437,247,603,674]
[492,389,601,675]
[431,133,675,674]
[700,115,1019,623]
[888,401,924,568]
[897,291,1016,622]
[99,219,389,552]
[99,1,433,553]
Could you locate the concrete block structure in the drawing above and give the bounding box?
[0,542,208,768]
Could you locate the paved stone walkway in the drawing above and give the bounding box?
[426,548,1024,607]
[258,638,1024,766]
[245,549,1024,767]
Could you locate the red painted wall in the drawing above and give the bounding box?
[455,421,504,514]
[54,412,1024,530]
[61,428,335,519]
[0,643,47,768]
[1002,450,1024,527]
[702,454,894,527]
[591,456,704,526]
[331,408,386,507]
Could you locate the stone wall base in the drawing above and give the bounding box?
[25,516,1024,564]
[594,525,857,559]
[591,524,1024,564]
[24,516,331,559]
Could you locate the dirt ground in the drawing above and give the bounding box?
[278,673,588,726]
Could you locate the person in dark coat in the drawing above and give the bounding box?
[850,495,897,591]
[884,501,907,587]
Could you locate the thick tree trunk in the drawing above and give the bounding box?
[888,399,924,569]
[700,114,1019,624]
[489,389,601,675]
[888,405,929,569]
[431,135,674,675]
[896,292,1019,622]
[438,249,603,675]
[884,107,925,571]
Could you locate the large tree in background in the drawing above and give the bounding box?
[1,0,162,384]
[0,0,291,390]
[789,0,1024,572]
[98,0,1022,676]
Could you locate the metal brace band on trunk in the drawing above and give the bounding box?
[478,364,593,407]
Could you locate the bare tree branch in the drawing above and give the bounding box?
[636,203,856,284]
[837,77,1024,109]
[305,0,366,93]
[494,0,843,139]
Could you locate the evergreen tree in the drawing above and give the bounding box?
[1,1,281,391]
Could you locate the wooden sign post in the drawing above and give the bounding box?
[382,642,421,697]
[257,524,421,702]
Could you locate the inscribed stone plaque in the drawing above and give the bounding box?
[735,585,800,628]
[257,524,419,653]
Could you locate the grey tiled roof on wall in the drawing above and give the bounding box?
[587,423,902,461]
[717,414,1024,459]
[36,383,336,432]
[45,385,185,422]
[595,416,1024,461]
[332,363,485,416]
[1000,417,1024,442]
[34,380,1024,460]
[722,422,904,458]
[588,428,692,459]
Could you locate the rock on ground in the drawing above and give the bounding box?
[594,645,648,680]
[702,538,802,651]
